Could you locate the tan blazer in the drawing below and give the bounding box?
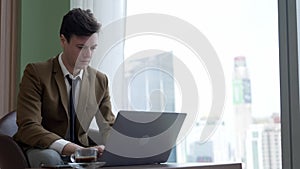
[14,55,115,149]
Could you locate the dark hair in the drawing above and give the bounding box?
[59,8,101,42]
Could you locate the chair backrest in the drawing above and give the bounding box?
[0,111,18,137]
[0,111,29,168]
[0,134,29,169]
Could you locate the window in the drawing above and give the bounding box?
[124,0,281,168]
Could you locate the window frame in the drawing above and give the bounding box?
[278,0,300,169]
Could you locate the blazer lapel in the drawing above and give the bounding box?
[76,68,96,131]
[52,56,69,117]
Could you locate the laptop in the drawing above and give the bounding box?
[98,110,187,167]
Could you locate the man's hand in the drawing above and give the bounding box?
[92,145,105,156]
[62,142,83,156]
[62,143,105,157]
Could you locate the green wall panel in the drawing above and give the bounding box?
[20,0,69,78]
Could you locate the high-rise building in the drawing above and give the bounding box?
[124,51,175,112]
[232,56,252,163]
[246,118,281,169]
[124,51,177,161]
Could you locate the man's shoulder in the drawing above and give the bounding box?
[23,56,58,76]
[26,56,57,68]
[86,66,107,79]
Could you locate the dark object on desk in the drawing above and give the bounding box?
[0,111,29,169]
[40,163,71,168]
[98,110,187,167]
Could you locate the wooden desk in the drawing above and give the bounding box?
[36,162,242,169]
[102,163,242,169]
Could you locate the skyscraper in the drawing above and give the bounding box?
[124,51,177,161]
[246,120,281,169]
[232,56,252,163]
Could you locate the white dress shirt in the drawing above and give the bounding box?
[49,53,83,154]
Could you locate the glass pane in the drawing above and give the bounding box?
[124,0,281,168]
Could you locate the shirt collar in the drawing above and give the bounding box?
[58,53,83,80]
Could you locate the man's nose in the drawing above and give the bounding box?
[82,48,92,57]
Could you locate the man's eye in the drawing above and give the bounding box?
[77,46,97,50]
[91,46,97,50]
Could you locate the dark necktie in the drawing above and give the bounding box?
[66,75,79,143]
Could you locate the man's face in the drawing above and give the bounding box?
[60,33,98,74]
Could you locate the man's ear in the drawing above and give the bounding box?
[60,34,66,46]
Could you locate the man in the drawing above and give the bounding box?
[14,8,115,167]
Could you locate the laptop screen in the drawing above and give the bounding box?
[98,110,187,166]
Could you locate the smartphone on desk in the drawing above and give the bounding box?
[40,163,71,168]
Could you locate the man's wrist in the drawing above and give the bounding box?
[62,142,83,156]
[49,139,70,154]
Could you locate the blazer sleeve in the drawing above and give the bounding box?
[14,64,61,148]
